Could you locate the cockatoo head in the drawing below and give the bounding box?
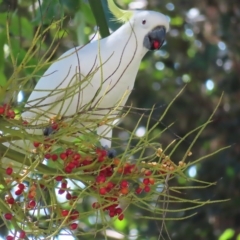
[131,10,169,51]
[108,0,169,51]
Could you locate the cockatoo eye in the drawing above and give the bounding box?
[142,19,146,25]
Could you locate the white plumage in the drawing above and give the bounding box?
[23,10,169,147]
[3,7,169,165]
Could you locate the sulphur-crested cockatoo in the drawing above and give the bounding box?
[4,0,169,160]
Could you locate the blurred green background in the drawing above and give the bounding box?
[0,0,239,239]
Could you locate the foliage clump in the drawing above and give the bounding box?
[0,7,228,240]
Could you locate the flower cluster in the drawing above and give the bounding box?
[2,114,187,239]
[0,104,15,119]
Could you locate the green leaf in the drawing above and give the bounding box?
[0,72,6,87]
[9,38,28,66]
[0,13,33,40]
[88,0,110,38]
[33,0,64,25]
[60,0,80,12]
[218,229,235,240]
[74,10,87,46]
[0,30,6,86]
[81,1,95,25]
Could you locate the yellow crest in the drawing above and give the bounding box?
[107,0,133,23]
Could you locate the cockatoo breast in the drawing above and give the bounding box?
[24,27,143,120]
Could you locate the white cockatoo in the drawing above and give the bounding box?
[2,0,169,164]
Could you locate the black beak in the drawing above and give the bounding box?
[143,26,166,50]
